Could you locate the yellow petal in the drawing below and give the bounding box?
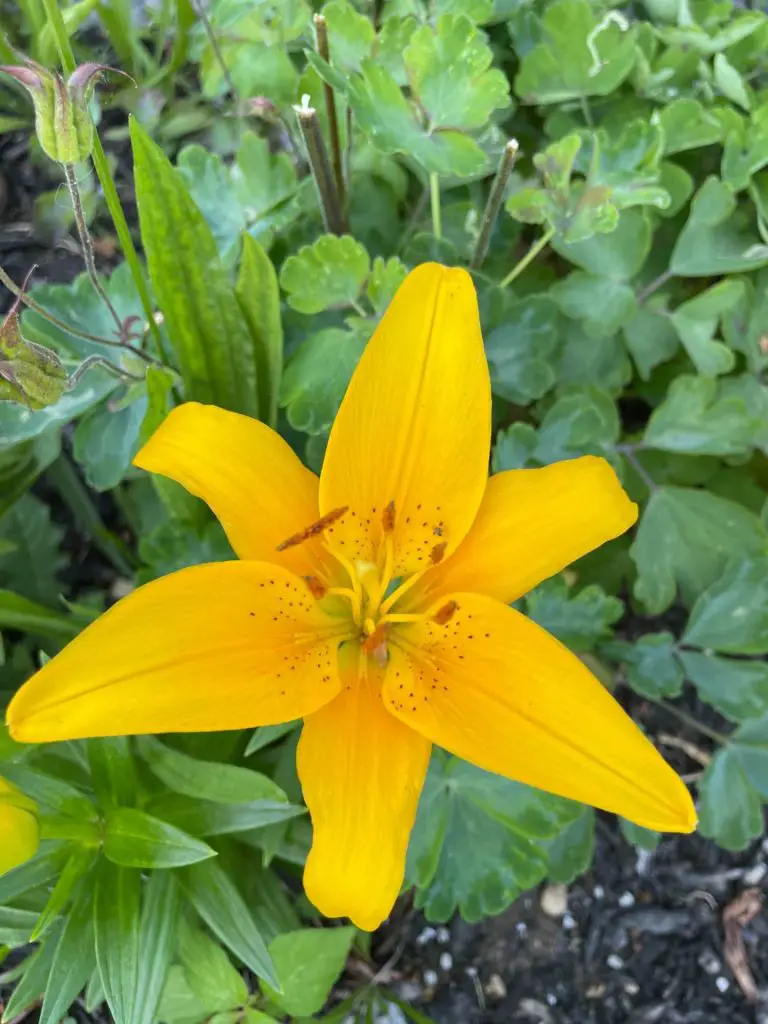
[0,780,39,876]
[385,594,695,833]
[319,264,491,576]
[409,457,637,607]
[134,403,325,574]
[297,645,431,930]
[8,562,348,743]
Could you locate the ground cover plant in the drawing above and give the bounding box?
[1,0,768,1020]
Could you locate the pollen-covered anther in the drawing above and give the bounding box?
[276,506,348,551]
[433,600,458,626]
[430,541,447,565]
[303,575,327,600]
[382,500,396,532]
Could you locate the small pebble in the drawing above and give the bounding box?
[466,966,478,978]
[436,926,451,944]
[624,980,640,996]
[744,862,767,886]
[423,969,438,988]
[698,949,722,976]
[485,973,507,1000]
[416,926,436,946]
[636,849,654,876]
[618,891,636,909]
[586,983,606,1000]
[515,921,528,937]
[546,992,558,1006]
[715,977,730,993]
[562,913,577,931]
[607,954,624,971]
[593,885,605,900]
[541,883,568,917]
[439,952,453,972]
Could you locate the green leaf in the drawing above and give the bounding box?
[722,120,768,192]
[32,846,97,941]
[280,326,369,435]
[670,176,768,277]
[656,98,723,155]
[669,279,744,376]
[366,256,408,315]
[87,737,136,810]
[3,933,60,1022]
[553,207,652,280]
[603,632,683,699]
[39,890,96,1024]
[619,819,660,851]
[137,520,233,583]
[576,121,669,212]
[177,917,248,1013]
[683,557,768,654]
[0,842,68,904]
[0,906,39,946]
[94,861,141,1024]
[630,486,768,614]
[713,53,750,111]
[0,764,97,820]
[144,793,302,838]
[279,236,370,314]
[0,429,61,517]
[544,807,594,884]
[103,808,217,869]
[134,872,180,1024]
[235,235,283,427]
[406,753,580,922]
[525,578,623,652]
[130,116,260,417]
[514,0,636,104]
[698,728,767,851]
[322,0,375,72]
[680,650,768,724]
[179,859,278,989]
[645,374,768,456]
[201,39,298,105]
[623,304,680,380]
[72,393,148,492]
[485,295,561,404]
[552,271,637,338]
[261,927,355,1017]
[0,494,65,605]
[245,722,298,757]
[0,589,81,641]
[137,736,289,804]
[403,14,510,130]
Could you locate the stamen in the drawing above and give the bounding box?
[362,623,387,654]
[430,541,447,565]
[382,500,396,532]
[379,565,431,616]
[327,586,362,625]
[433,600,458,625]
[276,506,348,551]
[303,575,327,599]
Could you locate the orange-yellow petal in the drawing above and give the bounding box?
[384,594,695,833]
[8,562,348,743]
[319,264,491,576]
[297,646,431,931]
[0,779,39,876]
[409,457,637,608]
[134,403,324,575]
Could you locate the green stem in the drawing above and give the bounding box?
[429,172,442,240]
[41,0,170,365]
[47,454,137,576]
[500,227,554,288]
[470,139,519,271]
[649,697,729,745]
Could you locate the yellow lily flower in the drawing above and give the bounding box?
[0,777,39,876]
[7,263,695,929]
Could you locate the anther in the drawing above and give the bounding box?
[303,575,327,599]
[382,500,396,532]
[430,541,447,565]
[276,506,348,551]
[434,600,458,626]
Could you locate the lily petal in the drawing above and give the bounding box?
[298,645,431,931]
[134,403,325,575]
[8,563,347,743]
[0,780,39,876]
[409,457,637,607]
[319,264,491,576]
[384,594,696,833]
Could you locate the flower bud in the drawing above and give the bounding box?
[0,58,128,165]
[0,777,39,877]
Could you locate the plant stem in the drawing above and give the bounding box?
[396,184,429,255]
[579,93,594,128]
[191,0,239,105]
[637,268,673,305]
[470,139,519,271]
[63,162,125,337]
[314,14,347,227]
[500,226,554,288]
[41,0,169,364]
[650,697,730,745]
[615,443,657,494]
[47,454,137,576]
[429,172,441,240]
[295,101,345,235]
